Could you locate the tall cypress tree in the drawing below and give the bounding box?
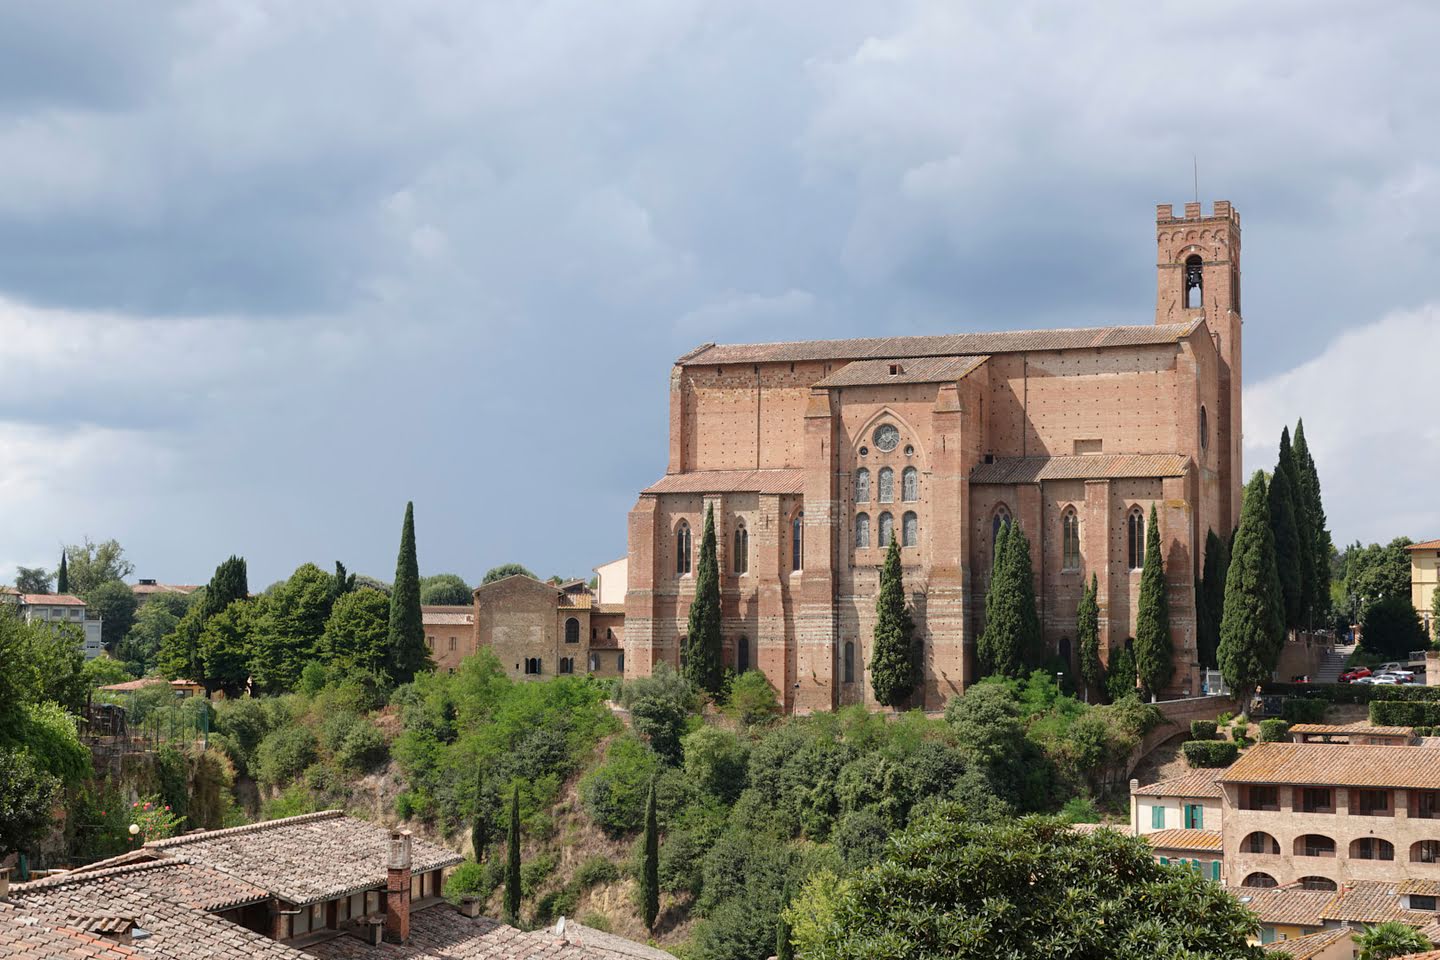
[776,877,795,960]
[504,783,521,926]
[56,551,69,594]
[470,769,490,862]
[1219,472,1285,714]
[387,502,429,684]
[1007,524,1043,671]
[1278,428,1316,628]
[978,522,1018,677]
[1133,505,1172,700]
[1292,420,1332,627]
[1199,529,1229,669]
[201,555,249,619]
[1268,458,1304,631]
[1076,574,1102,702]
[683,504,724,695]
[870,539,917,706]
[640,778,659,931]
[159,555,248,685]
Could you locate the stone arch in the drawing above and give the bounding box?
[852,407,926,463]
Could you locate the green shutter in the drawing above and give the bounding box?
[1211,860,1222,882]
[1184,804,1204,829]
[1152,805,1165,829]
[1159,857,1169,866]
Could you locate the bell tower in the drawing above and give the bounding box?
[1156,199,1243,531]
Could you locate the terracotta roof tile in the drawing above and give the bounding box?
[1219,742,1440,789]
[642,469,805,496]
[1401,879,1440,897]
[147,811,463,906]
[1133,767,1224,799]
[1230,886,1334,926]
[1407,540,1440,551]
[422,605,474,626]
[1263,928,1351,958]
[303,909,674,960]
[811,354,989,388]
[0,903,143,959]
[1287,722,1416,738]
[1143,828,1222,852]
[1323,880,1437,924]
[677,320,1204,366]
[970,453,1191,484]
[20,593,87,605]
[558,593,593,609]
[11,859,268,912]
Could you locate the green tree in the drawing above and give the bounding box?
[1356,921,1432,960]
[1219,472,1285,711]
[1133,505,1172,700]
[1106,643,1137,702]
[122,592,190,676]
[86,580,138,651]
[198,599,255,697]
[331,561,356,601]
[1278,428,1316,628]
[158,556,248,683]
[56,551,69,594]
[776,877,794,960]
[1076,574,1102,701]
[1268,456,1304,631]
[470,768,494,861]
[505,783,522,926]
[1361,594,1426,660]
[201,556,250,619]
[483,563,537,585]
[420,573,473,606]
[870,539,917,706]
[249,563,335,692]
[640,778,660,931]
[62,538,134,597]
[978,523,1042,678]
[619,664,694,765]
[1339,538,1413,627]
[1199,529,1230,668]
[788,808,1264,960]
[320,587,391,677]
[684,504,724,695]
[1291,421,1332,627]
[0,749,62,858]
[388,502,430,685]
[14,566,52,594]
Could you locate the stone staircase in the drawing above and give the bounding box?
[1313,644,1355,685]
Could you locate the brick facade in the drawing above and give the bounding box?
[625,202,1245,711]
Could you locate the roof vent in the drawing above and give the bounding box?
[138,579,157,586]
[984,453,995,464]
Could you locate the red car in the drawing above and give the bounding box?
[1339,667,1372,683]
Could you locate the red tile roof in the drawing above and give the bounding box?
[1133,767,1224,799]
[422,605,474,626]
[811,354,988,388]
[20,593,87,605]
[1263,928,1351,958]
[1143,828,1222,852]
[1407,540,1440,551]
[303,911,675,960]
[677,319,1204,366]
[0,902,143,959]
[642,469,805,496]
[970,453,1191,484]
[1220,742,1440,789]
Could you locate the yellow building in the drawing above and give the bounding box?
[1409,539,1440,637]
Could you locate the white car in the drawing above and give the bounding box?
[1370,675,1400,685]
[1353,676,1377,684]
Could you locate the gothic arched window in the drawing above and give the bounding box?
[878,467,894,503]
[791,511,804,571]
[565,617,580,644]
[843,641,855,684]
[1200,405,1209,452]
[736,635,749,673]
[734,522,749,575]
[676,521,692,576]
[902,466,918,502]
[1127,508,1146,571]
[1185,254,1204,308]
[902,511,918,547]
[854,468,870,503]
[855,512,871,549]
[879,512,894,547]
[1062,508,1081,571]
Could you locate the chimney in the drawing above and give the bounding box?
[458,896,483,919]
[385,830,412,944]
[0,867,9,897]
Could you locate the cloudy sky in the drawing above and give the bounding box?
[1,0,1437,589]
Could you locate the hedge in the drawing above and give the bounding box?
[1258,719,1290,742]
[1281,699,1327,724]
[1183,740,1239,768]
[1263,683,1440,705]
[1189,720,1218,741]
[1370,700,1440,727]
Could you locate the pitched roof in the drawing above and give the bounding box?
[1263,928,1351,958]
[0,902,143,960]
[1133,767,1224,799]
[1219,742,1440,789]
[1287,722,1416,738]
[1231,886,1336,927]
[1407,540,1440,551]
[1143,828,1222,852]
[422,605,474,626]
[676,319,1204,366]
[1401,879,1440,897]
[970,453,1191,484]
[642,469,805,496]
[146,811,463,906]
[558,592,593,610]
[10,858,268,912]
[811,354,989,388]
[1324,880,1437,924]
[302,910,675,960]
[20,593,86,605]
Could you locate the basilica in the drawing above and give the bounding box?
[622,201,1245,712]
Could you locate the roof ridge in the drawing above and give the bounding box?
[10,858,180,892]
[148,809,345,848]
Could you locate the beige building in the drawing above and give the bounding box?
[1410,540,1440,637]
[423,605,476,673]
[593,557,628,607]
[472,576,624,682]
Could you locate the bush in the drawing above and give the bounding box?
[1258,719,1290,742]
[683,727,750,803]
[521,851,557,897]
[334,721,389,774]
[1182,740,1238,768]
[298,662,327,697]
[1060,795,1100,823]
[580,734,662,836]
[261,782,317,820]
[1280,698,1327,724]
[254,725,318,787]
[619,665,694,764]
[535,886,579,925]
[444,861,496,902]
[1189,720,1218,741]
[1371,700,1440,727]
[727,670,781,728]
[574,855,621,889]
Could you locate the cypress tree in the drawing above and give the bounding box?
[1007,524,1043,671]
[978,522,1042,677]
[870,539,917,706]
[387,502,429,684]
[471,770,489,862]
[504,783,521,926]
[1199,529,1229,669]
[683,504,724,695]
[640,779,659,931]
[1133,505,1172,700]
[1268,458,1304,631]
[1105,642,1137,702]
[56,551,69,594]
[1278,428,1316,628]
[1076,574,1102,702]
[1219,472,1285,714]
[776,877,794,960]
[201,555,249,620]
[1292,420,1332,627]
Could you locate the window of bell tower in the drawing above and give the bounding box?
[1184,254,1203,309]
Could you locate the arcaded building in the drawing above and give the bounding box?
[625,201,1245,712]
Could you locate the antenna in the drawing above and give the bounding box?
[1193,156,1199,204]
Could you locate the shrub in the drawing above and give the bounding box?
[444,861,496,902]
[727,670,781,729]
[298,662,327,697]
[535,886,579,925]
[683,727,750,803]
[254,725,318,786]
[1371,700,1440,727]
[619,665,694,765]
[575,855,621,889]
[580,734,661,836]
[579,912,612,933]
[1189,720,1218,741]
[261,782,317,820]
[334,721,389,774]
[1182,740,1238,768]
[1060,795,1100,823]
[1280,698,1326,724]
[521,851,557,897]
[1258,719,1290,742]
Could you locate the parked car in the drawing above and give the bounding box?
[1379,662,1412,674]
[1352,676,1377,685]
[1370,675,1400,685]
[1340,667,1372,683]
